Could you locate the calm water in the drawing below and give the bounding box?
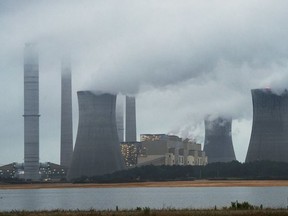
[0,187,287,211]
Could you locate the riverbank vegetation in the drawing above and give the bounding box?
[0,202,287,215]
[1,160,288,184]
[1,208,288,216]
[75,160,288,183]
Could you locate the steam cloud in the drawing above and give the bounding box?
[1,1,288,163]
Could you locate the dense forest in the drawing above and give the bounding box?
[75,160,288,183]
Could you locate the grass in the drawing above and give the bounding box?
[0,202,287,216]
[1,208,288,216]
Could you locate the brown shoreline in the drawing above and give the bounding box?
[1,180,288,189]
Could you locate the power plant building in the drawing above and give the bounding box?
[120,141,141,167]
[23,43,40,180]
[246,88,288,162]
[67,91,125,180]
[60,57,73,168]
[204,116,236,163]
[138,134,181,166]
[182,139,208,166]
[139,134,207,166]
[125,96,137,142]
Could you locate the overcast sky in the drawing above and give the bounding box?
[1,0,288,165]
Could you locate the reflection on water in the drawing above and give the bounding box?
[0,187,287,211]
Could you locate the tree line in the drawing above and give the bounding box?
[75,160,288,183]
[1,160,288,183]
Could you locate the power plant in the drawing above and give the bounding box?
[23,43,40,180]
[67,91,125,180]
[204,116,236,163]
[60,57,73,168]
[246,88,288,162]
[7,43,288,182]
[125,96,137,142]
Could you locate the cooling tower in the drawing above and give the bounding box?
[67,91,125,180]
[245,88,288,162]
[23,43,40,180]
[204,116,236,163]
[125,96,137,142]
[60,57,73,168]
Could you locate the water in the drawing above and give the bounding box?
[0,187,287,211]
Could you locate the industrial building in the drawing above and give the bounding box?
[138,134,180,166]
[120,142,141,167]
[246,88,288,162]
[182,139,208,166]
[0,162,67,181]
[125,96,137,142]
[39,162,68,181]
[60,57,73,168]
[138,134,207,166]
[0,163,18,179]
[204,116,236,163]
[67,91,125,180]
[23,43,40,180]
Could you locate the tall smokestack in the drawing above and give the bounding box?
[125,96,137,142]
[60,57,73,168]
[23,43,40,180]
[67,91,125,180]
[204,116,236,163]
[116,95,124,142]
[246,88,288,162]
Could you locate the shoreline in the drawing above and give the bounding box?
[1,180,288,189]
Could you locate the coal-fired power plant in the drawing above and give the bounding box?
[204,116,236,163]
[67,91,125,180]
[60,57,73,168]
[23,43,40,180]
[125,96,137,142]
[246,88,288,163]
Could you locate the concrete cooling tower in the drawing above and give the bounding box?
[23,43,40,180]
[67,91,125,180]
[204,116,236,163]
[246,88,288,163]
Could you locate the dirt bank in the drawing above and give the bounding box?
[1,180,288,189]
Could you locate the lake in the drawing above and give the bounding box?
[0,187,287,211]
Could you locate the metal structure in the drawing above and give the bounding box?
[23,43,40,180]
[67,91,125,180]
[204,116,236,163]
[125,96,137,142]
[60,57,73,168]
[246,88,288,162]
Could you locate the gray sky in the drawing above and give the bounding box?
[1,0,288,165]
